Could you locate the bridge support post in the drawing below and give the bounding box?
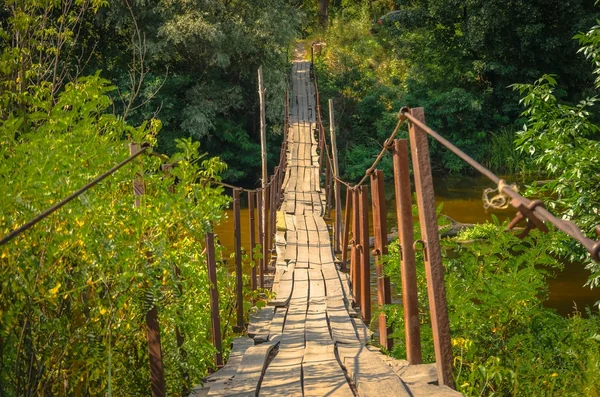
[233,188,244,330]
[130,143,166,397]
[407,108,454,388]
[249,191,257,291]
[351,188,361,306]
[328,99,342,254]
[206,232,224,368]
[370,170,393,350]
[257,189,265,288]
[392,139,422,364]
[341,187,352,269]
[358,185,371,322]
[263,183,270,275]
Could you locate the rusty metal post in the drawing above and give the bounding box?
[329,99,342,254]
[408,108,454,388]
[233,189,244,330]
[324,157,331,215]
[263,183,270,274]
[130,143,166,397]
[206,232,223,367]
[269,174,277,252]
[249,191,257,291]
[341,188,352,268]
[358,185,371,322]
[392,139,422,364]
[327,163,334,214]
[257,189,265,288]
[351,188,361,306]
[370,170,393,350]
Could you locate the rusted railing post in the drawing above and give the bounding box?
[329,99,342,254]
[358,185,371,322]
[206,232,223,367]
[324,157,331,216]
[263,183,270,275]
[408,108,454,388]
[327,163,334,214]
[392,139,422,364]
[233,188,244,330]
[341,188,352,269]
[130,143,166,397]
[249,191,257,291]
[370,170,392,350]
[257,189,265,288]
[351,188,361,306]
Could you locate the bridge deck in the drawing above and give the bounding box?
[194,60,460,396]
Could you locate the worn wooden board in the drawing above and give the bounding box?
[212,338,280,396]
[302,342,354,397]
[247,306,275,343]
[259,269,308,396]
[338,345,412,397]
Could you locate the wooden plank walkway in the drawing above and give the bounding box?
[194,58,461,397]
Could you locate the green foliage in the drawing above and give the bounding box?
[314,0,600,177]
[0,74,266,394]
[91,0,299,183]
[512,74,600,286]
[384,221,600,396]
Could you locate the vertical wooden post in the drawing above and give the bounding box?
[370,170,393,350]
[328,99,342,254]
[257,189,264,288]
[249,191,257,291]
[130,143,166,397]
[233,189,244,330]
[358,185,371,322]
[258,66,269,284]
[392,139,422,364]
[206,232,223,367]
[341,188,352,268]
[408,108,454,388]
[351,188,361,306]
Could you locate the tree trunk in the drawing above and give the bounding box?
[318,0,328,27]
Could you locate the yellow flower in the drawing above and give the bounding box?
[551,373,558,377]
[49,283,61,296]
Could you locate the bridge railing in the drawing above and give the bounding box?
[310,47,600,389]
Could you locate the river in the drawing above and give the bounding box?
[214,175,598,316]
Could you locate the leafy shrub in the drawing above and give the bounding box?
[0,76,260,395]
[384,220,600,396]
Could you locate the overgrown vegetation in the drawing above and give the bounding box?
[311,0,599,176]
[0,1,281,394]
[384,221,600,396]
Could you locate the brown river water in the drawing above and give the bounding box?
[214,176,598,316]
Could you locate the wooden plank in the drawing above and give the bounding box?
[205,338,254,383]
[295,215,309,269]
[337,345,412,397]
[269,307,287,340]
[302,342,354,397]
[212,338,280,397]
[259,269,308,396]
[352,317,373,345]
[247,306,275,343]
[269,264,294,307]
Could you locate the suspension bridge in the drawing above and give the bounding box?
[3,45,599,397]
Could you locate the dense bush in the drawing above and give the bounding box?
[313,0,599,176]
[383,221,600,396]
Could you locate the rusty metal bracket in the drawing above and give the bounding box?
[413,239,427,261]
[398,106,410,121]
[372,248,382,257]
[507,199,549,238]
